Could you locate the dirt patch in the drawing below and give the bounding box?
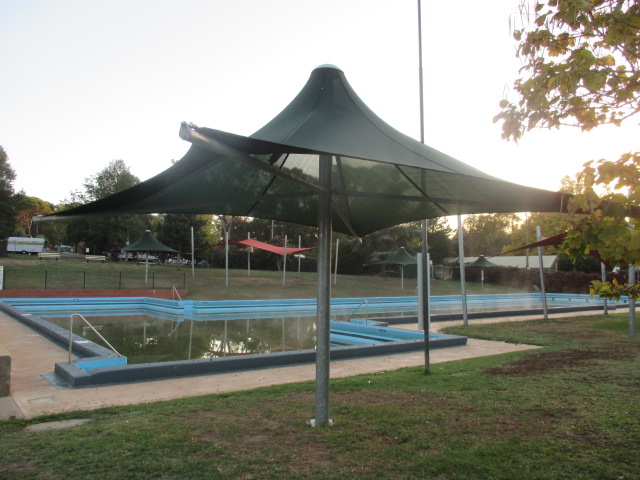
[484,344,637,377]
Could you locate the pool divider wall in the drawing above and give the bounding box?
[377,304,614,325]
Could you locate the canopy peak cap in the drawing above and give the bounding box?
[314,64,342,72]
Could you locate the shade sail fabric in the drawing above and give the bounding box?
[501,232,568,255]
[216,238,315,256]
[122,230,177,253]
[376,247,417,265]
[42,65,568,237]
[500,231,607,264]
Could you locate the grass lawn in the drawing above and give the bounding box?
[0,254,526,300]
[1,313,638,479]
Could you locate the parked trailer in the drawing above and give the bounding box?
[6,237,45,254]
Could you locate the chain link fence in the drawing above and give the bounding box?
[2,269,187,291]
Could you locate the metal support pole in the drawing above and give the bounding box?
[418,253,431,374]
[629,265,636,338]
[425,253,431,373]
[311,154,333,427]
[601,262,608,315]
[282,235,288,287]
[418,253,424,330]
[188,318,194,360]
[298,235,302,279]
[225,231,229,287]
[457,215,468,326]
[248,233,251,277]
[333,238,339,286]
[191,226,195,278]
[144,251,149,284]
[536,226,549,320]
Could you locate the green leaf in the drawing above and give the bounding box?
[583,71,607,92]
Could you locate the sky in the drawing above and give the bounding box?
[1,0,637,205]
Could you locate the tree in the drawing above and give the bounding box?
[63,160,150,253]
[79,159,141,203]
[12,194,53,237]
[460,214,520,257]
[495,0,640,301]
[564,152,639,299]
[426,217,456,264]
[0,146,17,243]
[156,214,210,262]
[495,0,640,140]
[503,176,580,254]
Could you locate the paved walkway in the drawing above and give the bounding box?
[0,309,605,419]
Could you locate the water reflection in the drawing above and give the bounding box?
[45,315,317,364]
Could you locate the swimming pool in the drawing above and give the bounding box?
[0,297,467,387]
[2,292,620,387]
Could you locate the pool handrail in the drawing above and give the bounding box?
[345,299,369,324]
[171,286,182,301]
[69,313,122,363]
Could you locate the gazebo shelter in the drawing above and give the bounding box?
[40,65,568,426]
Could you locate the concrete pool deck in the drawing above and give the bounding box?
[0,309,610,420]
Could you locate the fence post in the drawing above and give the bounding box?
[83,271,86,289]
[152,272,155,290]
[119,271,122,289]
[44,269,48,290]
[183,272,186,289]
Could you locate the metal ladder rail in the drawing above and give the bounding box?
[345,300,369,324]
[69,313,122,363]
[172,285,183,301]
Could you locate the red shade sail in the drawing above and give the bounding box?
[215,238,315,256]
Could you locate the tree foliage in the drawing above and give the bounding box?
[503,176,579,254]
[460,214,520,257]
[12,194,53,237]
[564,152,640,265]
[64,160,150,253]
[156,214,211,261]
[0,146,17,241]
[495,0,640,140]
[426,218,456,264]
[76,159,141,203]
[496,0,639,300]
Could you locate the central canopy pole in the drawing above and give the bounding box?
[312,154,333,427]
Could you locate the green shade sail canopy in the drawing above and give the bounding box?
[121,230,177,254]
[44,65,568,236]
[467,255,501,268]
[40,65,569,426]
[375,247,417,291]
[121,230,177,284]
[376,247,417,266]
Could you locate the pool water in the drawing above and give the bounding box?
[44,315,318,364]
